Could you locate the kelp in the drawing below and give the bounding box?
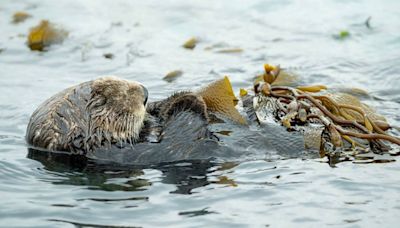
[12,11,31,24]
[182,37,197,49]
[197,76,246,124]
[253,63,400,159]
[334,30,350,40]
[204,43,243,54]
[27,20,68,51]
[253,65,298,86]
[215,48,243,54]
[240,88,248,97]
[163,70,183,82]
[297,85,327,93]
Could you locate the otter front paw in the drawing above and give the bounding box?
[161,92,209,122]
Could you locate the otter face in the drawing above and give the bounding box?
[87,77,148,147]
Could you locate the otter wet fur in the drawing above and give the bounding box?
[26,77,148,154]
[26,76,215,162]
[26,76,309,165]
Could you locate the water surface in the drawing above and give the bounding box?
[1,0,400,227]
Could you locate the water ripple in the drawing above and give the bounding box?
[1,0,400,227]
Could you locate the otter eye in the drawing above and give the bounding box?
[141,85,148,106]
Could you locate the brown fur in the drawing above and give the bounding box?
[147,91,209,123]
[26,76,148,154]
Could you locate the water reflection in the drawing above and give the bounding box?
[48,219,141,228]
[27,148,231,194]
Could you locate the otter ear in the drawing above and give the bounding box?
[197,76,246,124]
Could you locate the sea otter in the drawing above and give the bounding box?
[26,74,304,165]
[27,70,400,166]
[26,76,228,165]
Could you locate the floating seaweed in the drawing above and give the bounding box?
[204,42,243,54]
[163,70,183,82]
[12,11,31,24]
[253,63,400,164]
[253,65,298,86]
[215,48,243,54]
[182,37,197,49]
[334,30,350,40]
[27,20,68,51]
[214,176,238,187]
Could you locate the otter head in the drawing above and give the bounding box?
[86,76,148,148]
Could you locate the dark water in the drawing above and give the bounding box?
[1,0,400,227]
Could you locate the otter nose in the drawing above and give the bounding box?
[141,85,148,106]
